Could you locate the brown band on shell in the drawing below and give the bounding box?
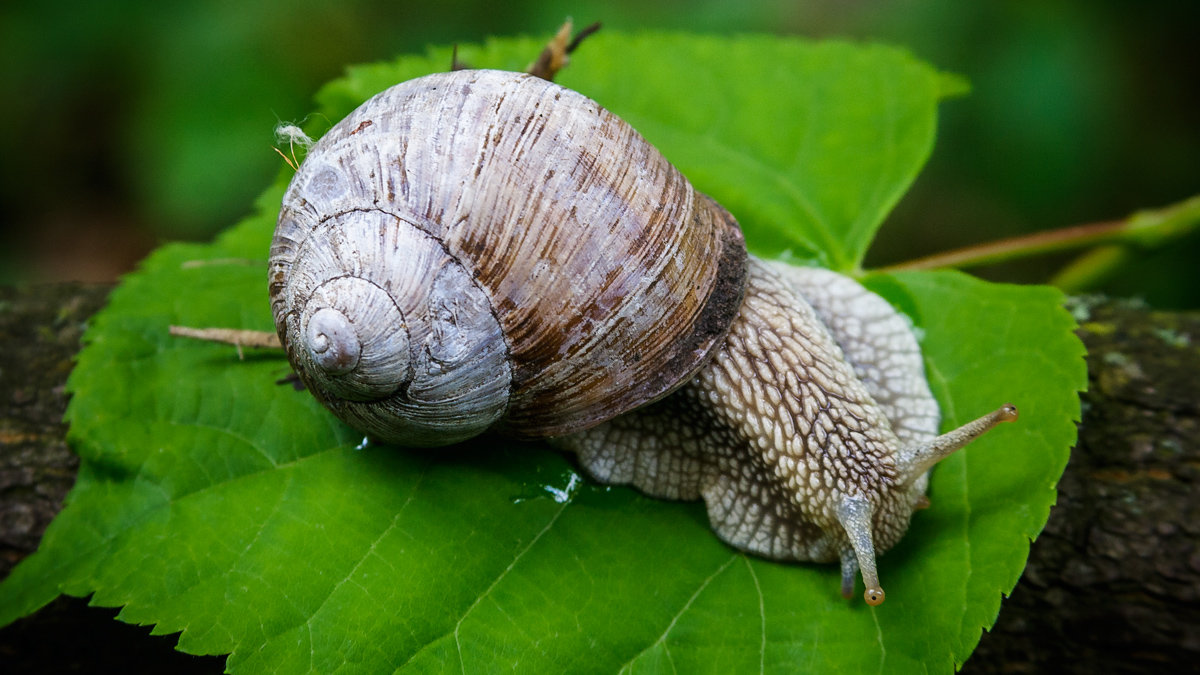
[627,194,746,407]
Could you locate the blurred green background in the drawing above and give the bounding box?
[1,0,1197,305]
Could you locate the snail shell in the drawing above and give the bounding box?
[269,69,746,446]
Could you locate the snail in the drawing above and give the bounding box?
[267,67,1017,605]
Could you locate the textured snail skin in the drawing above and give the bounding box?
[554,260,1016,604]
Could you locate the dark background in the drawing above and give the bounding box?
[2,0,1197,305]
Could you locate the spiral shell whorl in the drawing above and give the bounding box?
[299,276,409,400]
[306,308,360,376]
[273,209,513,446]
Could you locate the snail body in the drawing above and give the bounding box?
[269,68,1015,603]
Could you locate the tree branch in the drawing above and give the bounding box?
[878,194,1200,285]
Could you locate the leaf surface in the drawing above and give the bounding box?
[0,33,1085,673]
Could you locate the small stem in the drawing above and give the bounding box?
[880,219,1127,272]
[565,21,602,54]
[169,326,282,350]
[1048,245,1130,293]
[878,194,1200,274]
[450,44,468,71]
[180,258,261,269]
[527,20,601,81]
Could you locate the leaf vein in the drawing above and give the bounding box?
[616,554,739,672]
[298,472,427,672]
[744,557,766,675]
[391,501,569,671]
[451,502,568,672]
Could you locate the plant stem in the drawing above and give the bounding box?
[169,326,281,350]
[878,194,1200,274]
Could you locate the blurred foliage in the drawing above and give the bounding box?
[1,0,1197,305]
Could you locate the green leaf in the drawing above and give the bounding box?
[0,32,1085,673]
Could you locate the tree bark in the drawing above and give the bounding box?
[965,296,1200,674]
[1,284,1197,673]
